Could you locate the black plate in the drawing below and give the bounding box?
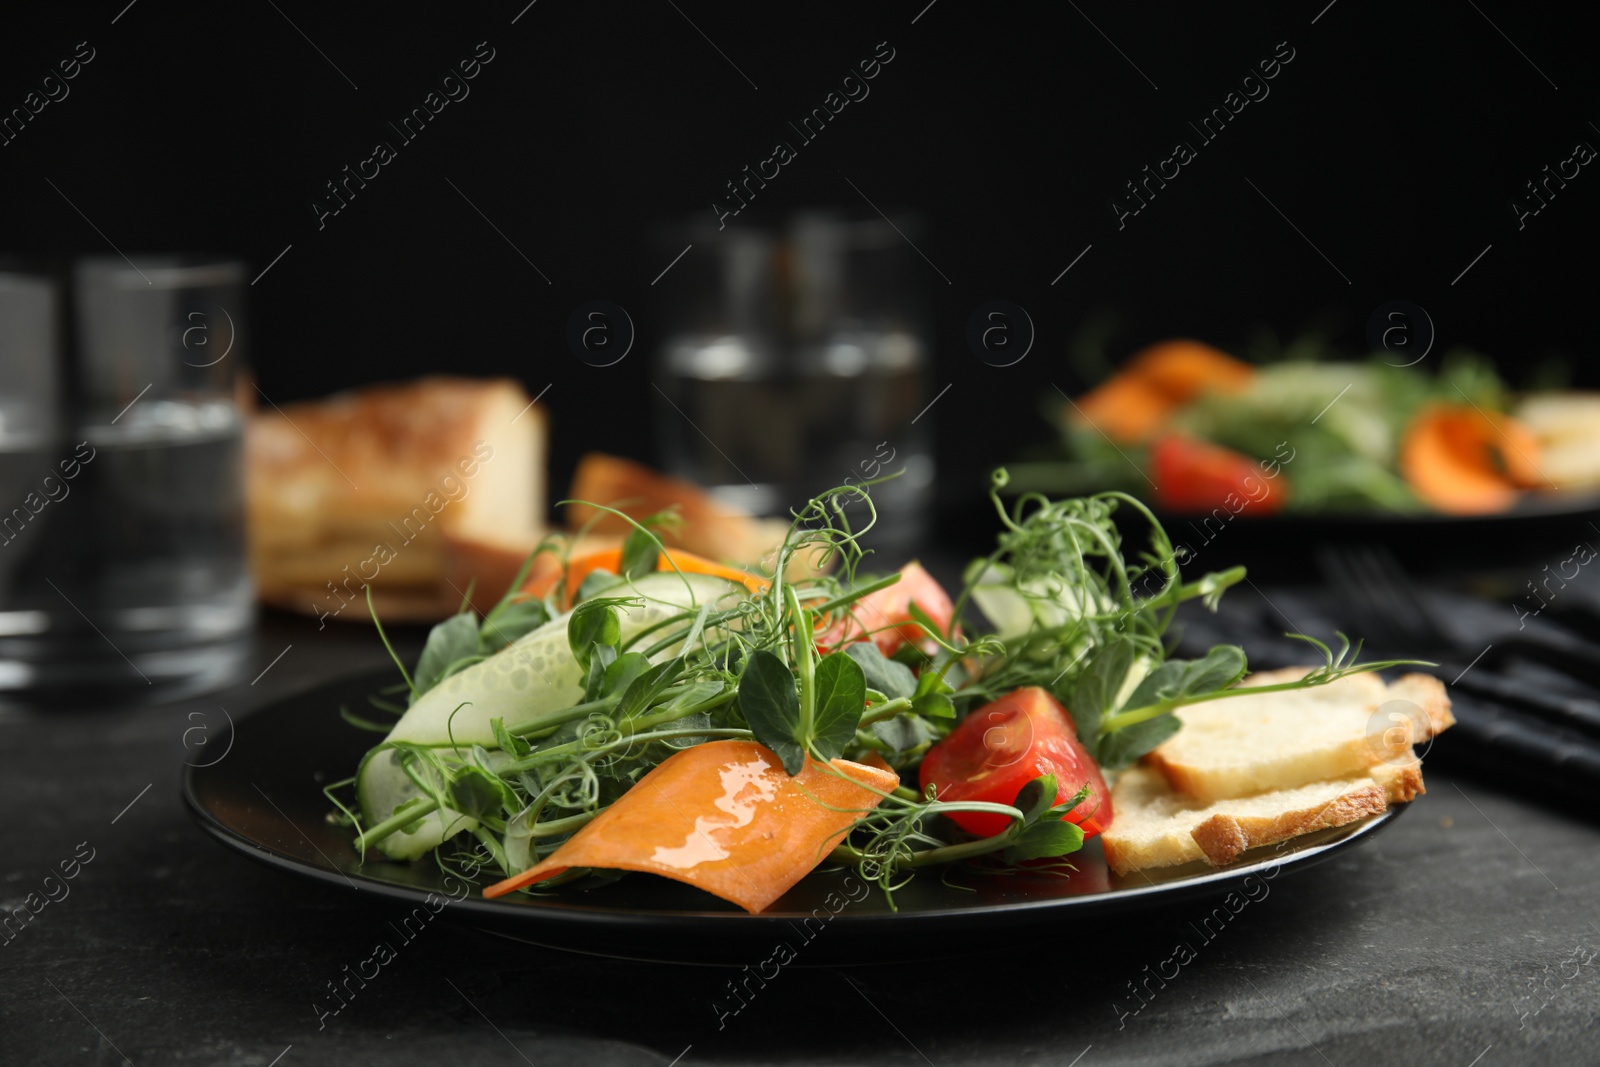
[183,669,1406,965]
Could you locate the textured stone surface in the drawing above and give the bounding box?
[3,610,1597,1066]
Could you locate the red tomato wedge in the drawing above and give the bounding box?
[919,687,1111,839]
[1151,434,1286,516]
[481,740,898,913]
[815,561,955,658]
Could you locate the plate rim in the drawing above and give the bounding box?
[181,669,1408,929]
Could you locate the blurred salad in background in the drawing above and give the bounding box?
[1009,335,1600,516]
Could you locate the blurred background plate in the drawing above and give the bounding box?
[183,667,1405,965]
[1144,491,1600,582]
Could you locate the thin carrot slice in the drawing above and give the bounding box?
[482,740,898,913]
[1399,403,1544,514]
[1070,340,1255,443]
[522,545,769,606]
[1070,374,1181,443]
[1122,339,1257,401]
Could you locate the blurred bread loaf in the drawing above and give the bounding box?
[247,377,544,620]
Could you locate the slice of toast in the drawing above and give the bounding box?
[1146,669,1452,803]
[1101,766,1391,874]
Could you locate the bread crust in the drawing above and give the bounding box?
[1387,672,1456,737]
[1189,781,1388,866]
[1370,755,1426,803]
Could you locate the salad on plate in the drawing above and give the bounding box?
[329,473,1415,912]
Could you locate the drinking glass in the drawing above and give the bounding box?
[654,213,933,552]
[0,257,252,703]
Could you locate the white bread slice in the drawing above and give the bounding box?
[1101,766,1390,874]
[1146,669,1451,803]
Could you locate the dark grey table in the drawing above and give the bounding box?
[4,608,1597,1067]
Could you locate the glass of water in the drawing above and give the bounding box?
[0,257,252,704]
[654,212,933,553]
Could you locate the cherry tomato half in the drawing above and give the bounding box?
[816,561,955,659]
[919,687,1112,839]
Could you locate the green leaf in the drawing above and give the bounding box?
[1122,645,1246,711]
[871,713,940,753]
[659,679,724,715]
[1067,636,1137,744]
[447,756,514,820]
[616,658,687,721]
[480,598,549,653]
[1012,774,1059,824]
[575,569,624,602]
[739,649,805,774]
[413,613,480,699]
[390,796,433,835]
[582,643,618,701]
[602,652,651,699]
[568,601,622,669]
[621,526,661,579]
[812,651,867,761]
[845,642,916,700]
[489,717,532,759]
[659,711,715,749]
[1096,713,1181,770]
[1004,819,1084,863]
[911,669,956,719]
[889,643,927,667]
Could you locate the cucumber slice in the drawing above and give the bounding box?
[357,571,745,860]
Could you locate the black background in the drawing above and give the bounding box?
[4,1,1596,499]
